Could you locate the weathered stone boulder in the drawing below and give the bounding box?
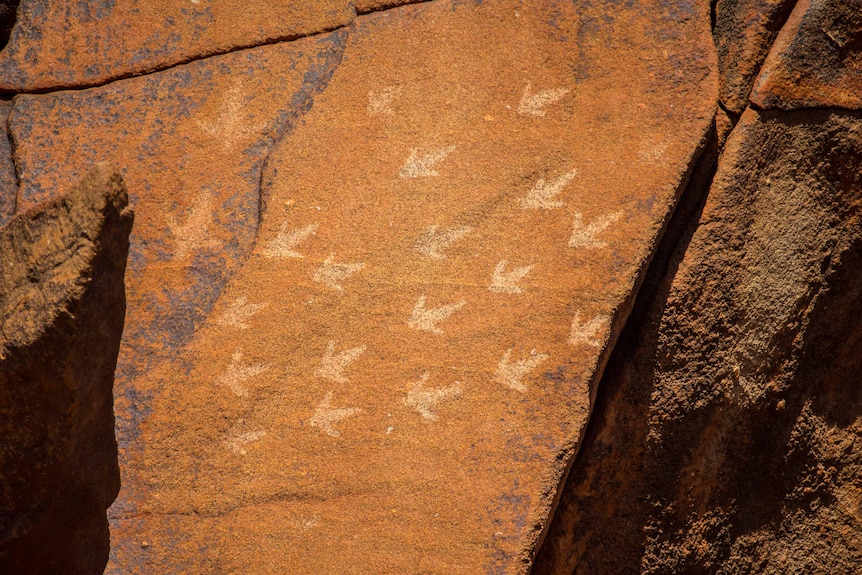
[0,164,132,574]
[751,0,862,110]
[534,107,862,575]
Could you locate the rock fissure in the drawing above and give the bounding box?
[0,23,351,97]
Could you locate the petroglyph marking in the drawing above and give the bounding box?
[489,260,534,294]
[494,348,549,392]
[263,221,318,258]
[290,516,320,532]
[315,341,366,384]
[217,349,269,397]
[568,211,622,249]
[408,295,466,334]
[216,296,269,330]
[639,141,668,162]
[224,423,266,456]
[399,145,456,178]
[368,86,402,116]
[166,191,220,261]
[403,372,463,421]
[518,83,569,117]
[522,169,578,209]
[568,312,609,347]
[197,80,268,152]
[414,225,474,259]
[310,391,361,437]
[312,255,365,291]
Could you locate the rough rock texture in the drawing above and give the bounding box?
[0,164,132,574]
[750,0,862,110]
[533,107,862,574]
[0,0,353,92]
[7,0,862,574]
[713,0,796,114]
[0,100,14,225]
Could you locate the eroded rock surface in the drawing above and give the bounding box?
[8,33,347,511]
[534,107,862,575]
[0,164,132,574]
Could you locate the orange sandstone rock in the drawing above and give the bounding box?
[0,0,353,91]
[102,1,713,573]
[0,101,14,226]
[8,30,348,517]
[8,1,716,573]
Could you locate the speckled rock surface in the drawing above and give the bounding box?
[8,34,348,512]
[0,164,132,575]
[0,100,14,226]
[0,0,353,91]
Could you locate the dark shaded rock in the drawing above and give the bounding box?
[751,0,862,109]
[0,164,132,574]
[0,1,17,51]
[533,108,862,573]
[0,100,14,226]
[713,0,796,114]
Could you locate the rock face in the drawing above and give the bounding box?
[0,100,15,226]
[2,0,860,574]
[533,1,862,572]
[92,2,713,573]
[0,0,354,91]
[535,105,862,575]
[0,164,132,574]
[713,0,796,114]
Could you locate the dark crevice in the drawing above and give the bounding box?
[710,0,718,31]
[5,100,18,207]
[532,119,721,574]
[0,0,18,51]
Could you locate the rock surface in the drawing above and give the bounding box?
[0,164,132,574]
[1,0,716,573]
[0,0,353,92]
[0,100,14,225]
[101,2,715,572]
[713,0,795,114]
[534,106,862,575]
[7,0,862,573]
[750,0,862,110]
